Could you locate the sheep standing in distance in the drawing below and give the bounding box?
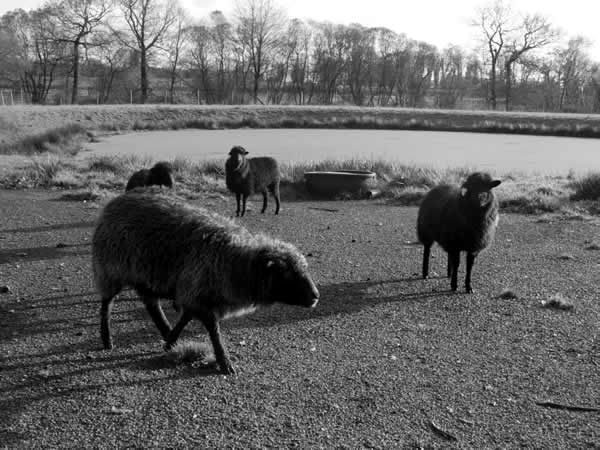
[417,172,501,293]
[92,192,319,375]
[125,161,175,191]
[225,146,281,216]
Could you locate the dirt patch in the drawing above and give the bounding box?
[0,190,599,447]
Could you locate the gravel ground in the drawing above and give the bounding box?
[0,190,599,448]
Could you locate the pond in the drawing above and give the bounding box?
[84,129,600,174]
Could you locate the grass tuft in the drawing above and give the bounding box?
[0,124,87,155]
[167,340,214,365]
[570,173,600,201]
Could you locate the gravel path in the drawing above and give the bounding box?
[1,190,599,448]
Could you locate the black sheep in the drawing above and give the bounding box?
[417,172,501,293]
[225,146,280,217]
[92,192,319,375]
[125,161,174,191]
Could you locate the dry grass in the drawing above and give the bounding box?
[2,105,600,214]
[3,105,600,151]
[0,152,590,215]
[166,340,215,365]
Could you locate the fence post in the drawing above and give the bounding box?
[10,90,14,105]
[197,89,200,105]
[130,89,133,104]
[0,90,4,106]
[20,88,23,104]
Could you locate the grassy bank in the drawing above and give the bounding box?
[1,104,600,214]
[2,152,599,216]
[3,105,600,154]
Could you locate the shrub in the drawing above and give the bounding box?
[570,173,600,201]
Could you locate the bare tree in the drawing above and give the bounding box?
[163,4,189,103]
[3,7,68,103]
[473,0,511,109]
[189,23,213,103]
[555,37,591,111]
[116,0,176,103]
[503,13,556,110]
[48,0,113,104]
[234,0,286,103]
[90,29,131,103]
[209,11,233,103]
[591,65,600,112]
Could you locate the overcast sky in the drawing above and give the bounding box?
[2,0,599,59]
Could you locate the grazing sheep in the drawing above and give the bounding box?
[92,192,319,374]
[417,172,501,293]
[225,146,281,216]
[125,161,174,191]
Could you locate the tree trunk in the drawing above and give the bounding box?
[253,71,260,104]
[140,49,148,104]
[489,59,497,110]
[71,42,80,104]
[505,61,512,111]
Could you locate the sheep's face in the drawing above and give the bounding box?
[262,253,319,308]
[227,146,249,170]
[461,172,501,208]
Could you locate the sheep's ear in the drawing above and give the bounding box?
[241,148,249,155]
[490,179,501,188]
[460,187,468,197]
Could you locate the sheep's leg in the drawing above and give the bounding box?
[422,243,431,279]
[260,189,268,213]
[100,295,116,350]
[99,281,121,350]
[447,253,452,278]
[201,315,235,375]
[449,251,461,291]
[235,193,241,216]
[164,310,193,350]
[142,296,172,340]
[270,183,280,214]
[465,252,476,294]
[241,194,248,216]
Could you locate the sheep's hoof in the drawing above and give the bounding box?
[102,342,113,350]
[220,362,236,375]
[465,286,474,294]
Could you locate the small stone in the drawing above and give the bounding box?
[109,406,133,415]
[0,285,10,294]
[56,243,68,248]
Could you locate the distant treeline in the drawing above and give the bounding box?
[0,0,599,112]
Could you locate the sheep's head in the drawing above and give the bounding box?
[149,162,174,188]
[227,146,249,171]
[259,247,319,309]
[460,172,501,208]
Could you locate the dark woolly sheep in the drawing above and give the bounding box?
[417,172,501,293]
[225,146,281,217]
[92,192,319,375]
[125,161,175,191]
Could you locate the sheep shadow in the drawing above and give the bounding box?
[0,243,91,264]
[0,221,95,234]
[228,277,457,330]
